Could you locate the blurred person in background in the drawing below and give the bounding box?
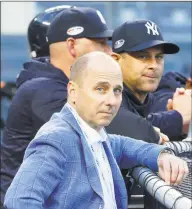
[111,19,191,141]
[1,81,6,89]
[0,82,16,100]
[150,65,192,113]
[1,81,17,129]
[150,68,192,137]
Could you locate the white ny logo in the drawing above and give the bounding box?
[145,21,159,35]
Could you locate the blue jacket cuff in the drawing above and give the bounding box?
[144,145,169,172]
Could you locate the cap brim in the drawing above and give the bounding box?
[87,29,113,40]
[127,40,180,54]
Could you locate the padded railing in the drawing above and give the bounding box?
[132,141,192,209]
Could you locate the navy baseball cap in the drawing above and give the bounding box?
[112,20,179,54]
[47,7,113,45]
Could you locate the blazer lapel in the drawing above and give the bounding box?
[102,138,128,209]
[102,139,123,180]
[60,105,103,200]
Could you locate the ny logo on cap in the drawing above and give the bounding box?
[145,21,159,36]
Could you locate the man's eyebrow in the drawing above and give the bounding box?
[95,82,123,89]
[156,52,164,55]
[115,85,123,90]
[95,81,110,86]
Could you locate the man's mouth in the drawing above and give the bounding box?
[99,112,113,115]
[143,74,158,79]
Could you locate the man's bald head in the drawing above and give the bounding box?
[68,51,123,130]
[70,51,121,86]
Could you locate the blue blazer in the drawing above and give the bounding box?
[4,105,165,209]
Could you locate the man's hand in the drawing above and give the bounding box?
[167,88,192,111]
[166,88,192,134]
[158,152,189,185]
[185,78,192,89]
[153,126,169,144]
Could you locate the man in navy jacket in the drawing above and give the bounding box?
[110,19,191,141]
[110,19,192,209]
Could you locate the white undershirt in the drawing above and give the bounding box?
[66,103,117,209]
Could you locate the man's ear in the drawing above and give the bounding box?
[111,52,121,62]
[66,38,76,58]
[67,81,77,103]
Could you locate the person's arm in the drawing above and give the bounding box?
[109,134,164,171]
[4,132,67,209]
[110,135,188,185]
[146,110,183,139]
[147,88,192,139]
[150,90,173,112]
[106,106,160,144]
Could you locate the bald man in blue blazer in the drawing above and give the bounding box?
[4,52,188,209]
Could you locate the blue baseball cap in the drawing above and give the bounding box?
[112,20,179,54]
[47,7,113,45]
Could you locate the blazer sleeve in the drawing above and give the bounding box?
[109,134,166,172]
[4,132,67,209]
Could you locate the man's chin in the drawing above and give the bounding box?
[102,117,117,127]
[100,120,113,127]
[149,86,158,92]
[143,85,159,93]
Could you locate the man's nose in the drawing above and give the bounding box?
[106,91,119,106]
[148,57,158,70]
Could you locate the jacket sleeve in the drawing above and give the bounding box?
[146,110,183,139]
[150,90,173,112]
[4,132,67,209]
[105,106,160,144]
[109,134,166,172]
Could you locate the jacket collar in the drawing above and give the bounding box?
[65,103,107,145]
[17,57,69,88]
[123,84,153,117]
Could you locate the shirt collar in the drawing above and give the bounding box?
[66,103,107,145]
